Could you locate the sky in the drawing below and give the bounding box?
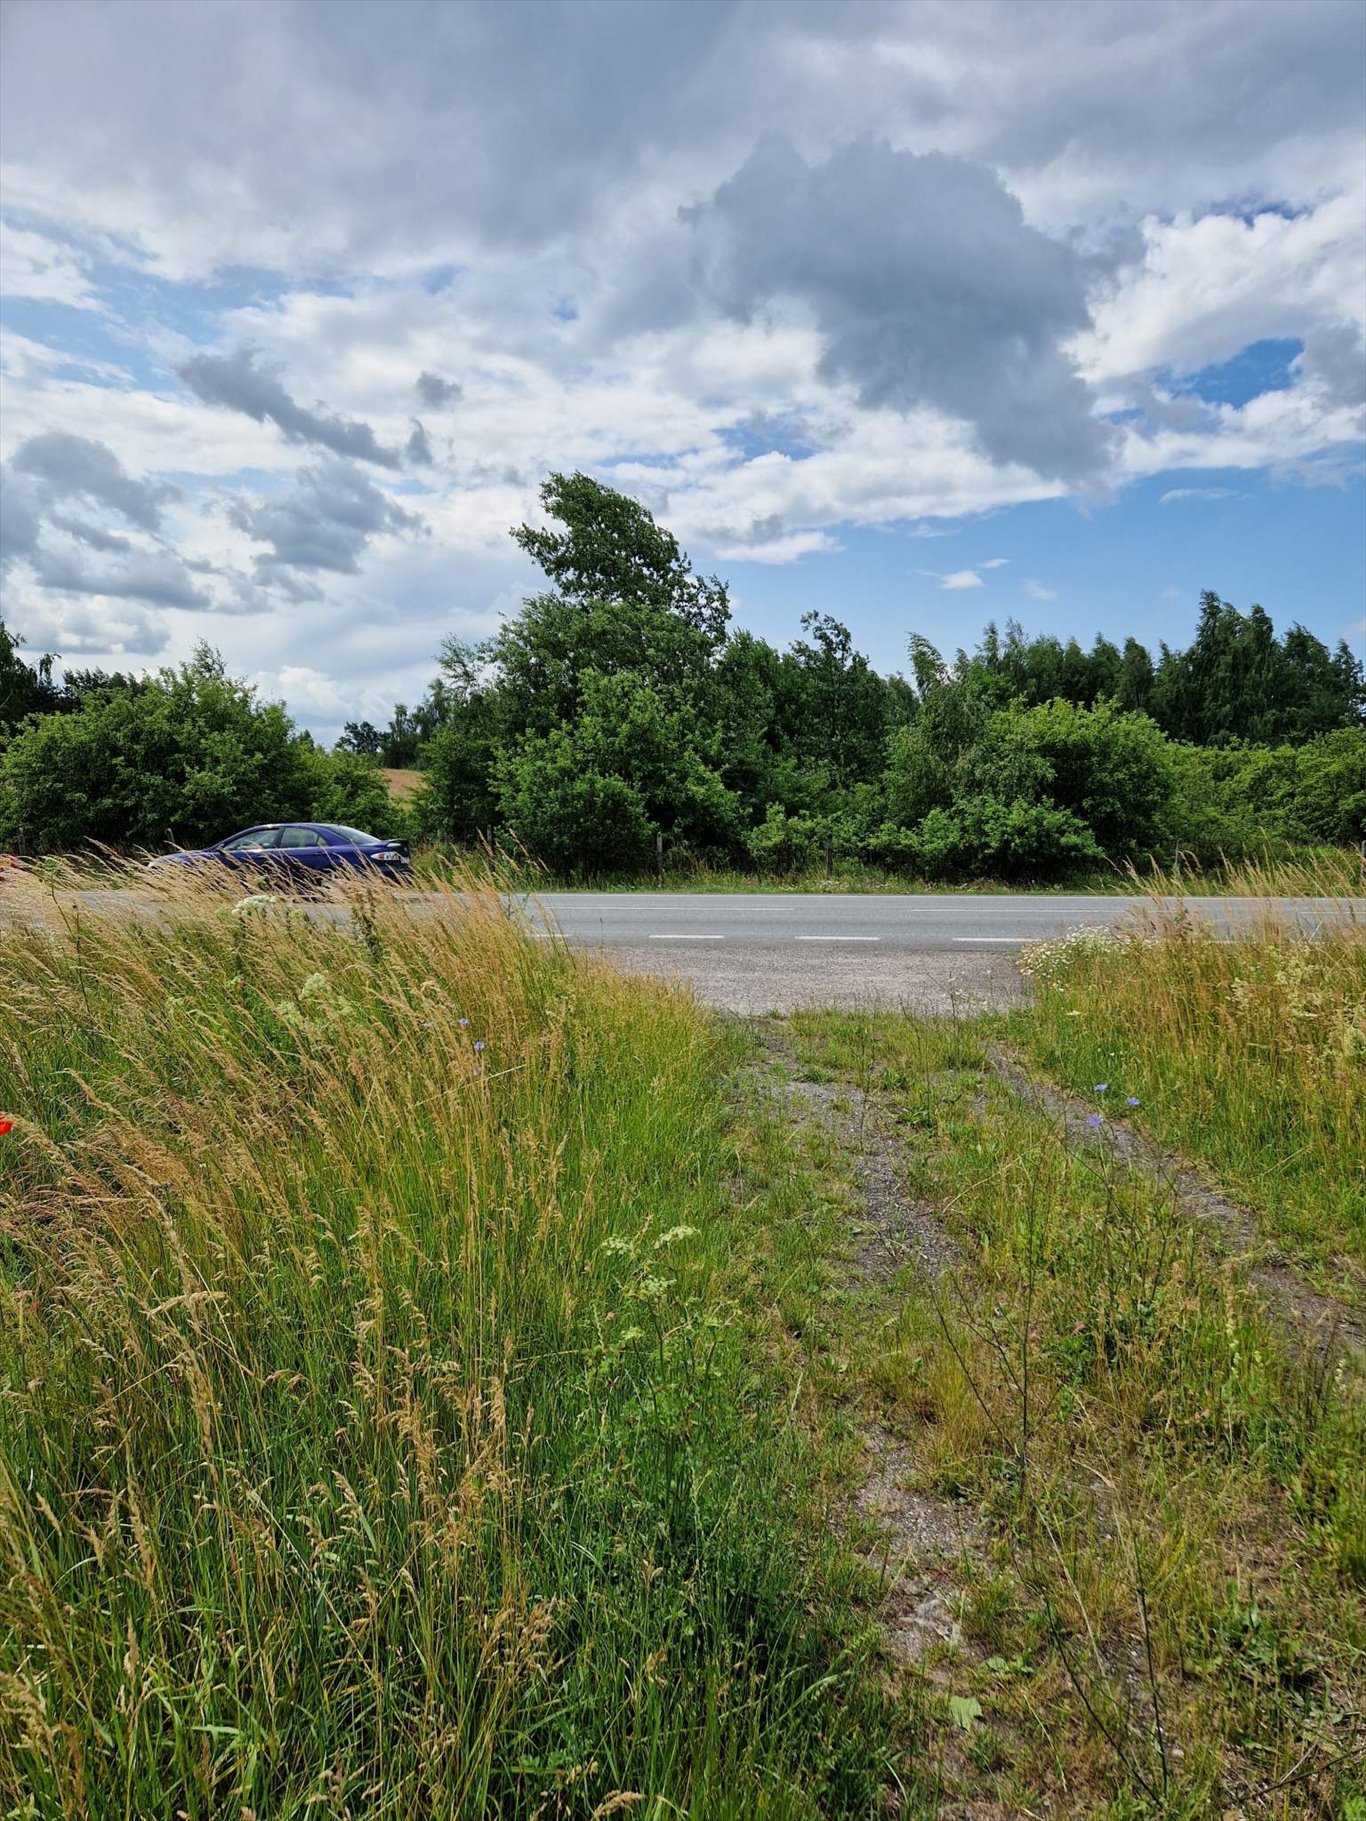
[1,0,1363,740]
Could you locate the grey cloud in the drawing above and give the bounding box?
[229,459,423,575]
[10,431,178,529]
[405,420,434,464]
[681,139,1112,480]
[416,371,460,408]
[0,469,44,566]
[6,1,1359,287]
[178,344,402,468]
[82,610,169,656]
[1298,324,1366,408]
[1,435,211,609]
[31,544,211,607]
[47,515,133,552]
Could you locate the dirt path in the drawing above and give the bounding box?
[750,1029,990,1680]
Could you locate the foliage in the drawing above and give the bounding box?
[5,475,1363,875]
[0,620,65,728]
[0,645,399,853]
[904,794,1103,880]
[961,593,1364,745]
[303,745,409,838]
[0,646,315,852]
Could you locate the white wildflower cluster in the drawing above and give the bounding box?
[1018,924,1125,988]
[274,971,359,1043]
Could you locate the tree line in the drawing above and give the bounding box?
[3,471,1363,875]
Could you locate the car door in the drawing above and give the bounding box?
[217,827,283,875]
[278,824,331,879]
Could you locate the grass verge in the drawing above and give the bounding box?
[1013,895,1365,1290]
[0,867,892,1819]
[408,845,1364,899]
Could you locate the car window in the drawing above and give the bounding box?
[327,825,378,845]
[279,826,324,848]
[221,828,280,851]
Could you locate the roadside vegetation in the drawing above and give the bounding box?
[4,474,1363,881]
[2,857,1363,1815]
[787,947,1365,1813]
[1016,887,1365,1290]
[0,865,895,1819]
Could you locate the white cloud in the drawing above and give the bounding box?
[0,220,101,310]
[1158,486,1239,504]
[980,557,1010,569]
[1079,193,1365,387]
[1,0,1362,725]
[1025,580,1057,600]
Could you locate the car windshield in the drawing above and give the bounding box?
[328,826,379,845]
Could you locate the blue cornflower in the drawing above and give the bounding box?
[474,1039,485,1053]
[459,1017,470,1028]
[1087,1113,1104,1127]
[1094,1082,1109,1094]
[1126,1096,1141,1107]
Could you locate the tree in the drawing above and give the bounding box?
[0,621,65,729]
[782,612,897,791]
[512,471,731,643]
[338,720,384,757]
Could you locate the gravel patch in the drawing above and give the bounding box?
[602,942,1025,1015]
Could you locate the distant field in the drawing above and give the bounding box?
[380,765,424,801]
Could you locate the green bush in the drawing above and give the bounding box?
[907,795,1103,881]
[0,647,315,854]
[304,748,409,839]
[495,730,656,872]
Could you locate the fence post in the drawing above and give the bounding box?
[825,832,833,880]
[655,830,664,885]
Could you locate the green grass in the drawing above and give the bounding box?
[0,868,895,1819]
[1013,901,1366,1289]
[788,1010,1366,1818]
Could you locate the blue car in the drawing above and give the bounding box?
[147,822,412,885]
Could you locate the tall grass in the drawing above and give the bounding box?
[0,866,886,1818]
[1017,886,1366,1286]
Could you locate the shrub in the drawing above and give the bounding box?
[495,729,656,872]
[0,647,315,853]
[909,795,1103,881]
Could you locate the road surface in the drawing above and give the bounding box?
[516,892,1356,1013]
[526,890,1351,948]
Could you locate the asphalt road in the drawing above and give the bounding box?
[527,891,1353,949]
[517,892,1357,1013]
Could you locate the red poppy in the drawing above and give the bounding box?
[0,1120,12,1136]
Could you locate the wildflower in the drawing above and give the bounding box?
[1094,1082,1109,1094]
[474,1039,485,1053]
[0,1119,11,1136]
[1087,1113,1104,1127]
[459,1017,469,1028]
[1126,1096,1141,1108]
